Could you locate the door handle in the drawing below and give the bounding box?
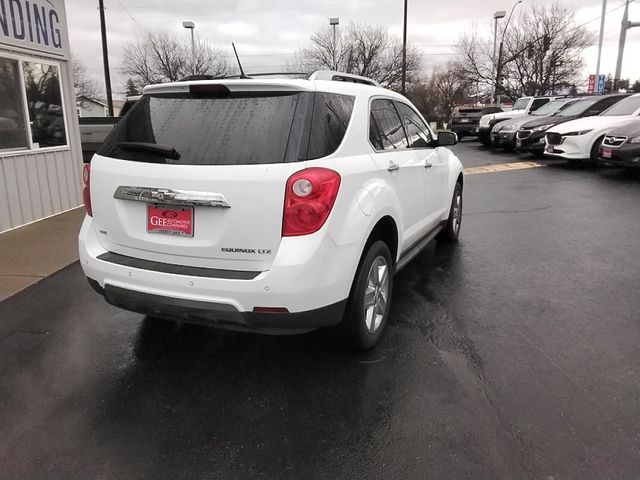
[387,162,400,172]
[424,161,433,169]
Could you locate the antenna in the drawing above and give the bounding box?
[232,43,250,79]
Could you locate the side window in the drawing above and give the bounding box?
[592,96,623,114]
[396,102,432,148]
[307,93,355,160]
[369,99,408,151]
[530,98,549,112]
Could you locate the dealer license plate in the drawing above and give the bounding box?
[147,205,194,237]
[460,118,469,123]
[602,148,612,159]
[545,145,554,154]
[516,139,522,149]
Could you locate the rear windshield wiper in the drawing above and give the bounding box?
[115,142,181,161]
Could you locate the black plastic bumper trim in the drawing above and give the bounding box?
[99,283,347,332]
[96,252,261,280]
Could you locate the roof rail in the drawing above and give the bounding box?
[309,70,381,87]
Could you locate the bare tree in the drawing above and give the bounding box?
[407,63,470,126]
[455,2,593,99]
[71,56,100,100]
[292,23,422,91]
[122,32,230,89]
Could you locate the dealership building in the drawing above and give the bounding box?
[0,0,83,232]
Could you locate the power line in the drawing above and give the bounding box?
[115,0,145,31]
[122,0,392,19]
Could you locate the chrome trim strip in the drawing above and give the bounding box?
[113,186,231,208]
[603,136,628,148]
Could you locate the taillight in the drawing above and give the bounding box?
[82,163,92,217]
[282,168,341,236]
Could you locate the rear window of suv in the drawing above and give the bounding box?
[98,91,354,165]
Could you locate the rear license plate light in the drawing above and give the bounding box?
[147,205,194,237]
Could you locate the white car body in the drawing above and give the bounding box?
[78,74,464,345]
[544,93,640,161]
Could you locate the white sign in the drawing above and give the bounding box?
[0,0,70,59]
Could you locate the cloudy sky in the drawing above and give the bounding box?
[65,0,640,98]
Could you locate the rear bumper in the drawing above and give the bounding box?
[79,216,358,331]
[88,280,346,333]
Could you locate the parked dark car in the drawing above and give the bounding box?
[516,94,629,157]
[450,106,502,139]
[598,118,640,170]
[491,98,578,151]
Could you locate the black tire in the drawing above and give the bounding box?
[437,182,463,244]
[336,240,394,350]
[589,136,605,165]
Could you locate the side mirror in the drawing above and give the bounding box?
[437,130,458,146]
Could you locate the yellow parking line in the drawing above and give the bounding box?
[464,161,546,175]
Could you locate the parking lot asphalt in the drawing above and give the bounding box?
[1,141,639,479]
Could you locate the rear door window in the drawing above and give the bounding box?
[395,102,433,148]
[307,93,355,160]
[98,92,301,165]
[369,99,408,151]
[530,98,550,112]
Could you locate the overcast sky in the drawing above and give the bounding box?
[65,0,640,98]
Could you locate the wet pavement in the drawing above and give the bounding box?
[1,141,639,479]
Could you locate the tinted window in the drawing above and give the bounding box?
[557,97,600,117]
[530,98,550,112]
[99,92,301,165]
[0,57,28,150]
[369,99,407,151]
[592,95,627,113]
[601,95,640,116]
[23,62,67,148]
[396,102,432,148]
[531,99,575,116]
[307,93,355,160]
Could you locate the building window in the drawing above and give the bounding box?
[0,57,29,150]
[23,62,67,148]
[0,56,68,152]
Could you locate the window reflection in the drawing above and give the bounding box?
[23,62,67,148]
[0,58,29,150]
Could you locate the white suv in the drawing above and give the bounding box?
[79,71,464,349]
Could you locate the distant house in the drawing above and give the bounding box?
[76,97,127,117]
[77,96,108,117]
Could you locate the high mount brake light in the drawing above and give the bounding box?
[189,84,231,96]
[282,168,341,237]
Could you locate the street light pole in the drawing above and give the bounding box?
[98,0,114,117]
[182,21,196,61]
[595,0,607,80]
[329,17,339,70]
[494,0,523,107]
[401,0,408,95]
[492,11,506,105]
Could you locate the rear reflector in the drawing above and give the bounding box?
[252,307,290,314]
[82,163,92,217]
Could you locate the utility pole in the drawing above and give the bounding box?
[614,0,640,90]
[98,0,114,117]
[595,0,607,80]
[492,11,506,105]
[401,0,408,95]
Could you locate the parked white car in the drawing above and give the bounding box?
[544,93,640,163]
[78,71,464,349]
